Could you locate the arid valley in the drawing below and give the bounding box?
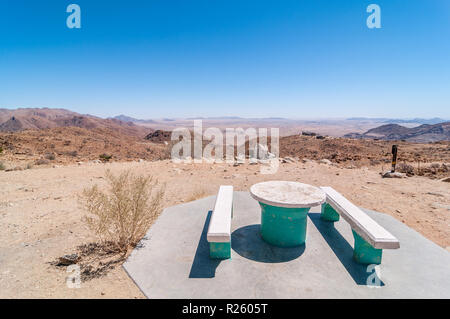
[0,108,449,298]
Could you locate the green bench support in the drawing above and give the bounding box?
[209,242,232,259]
[320,203,340,222]
[207,186,234,259]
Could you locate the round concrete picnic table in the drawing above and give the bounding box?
[250,181,326,247]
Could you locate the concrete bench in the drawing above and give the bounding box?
[207,185,234,259]
[320,186,400,264]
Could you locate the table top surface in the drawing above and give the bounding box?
[250,181,326,208]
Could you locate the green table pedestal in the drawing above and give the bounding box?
[259,202,310,247]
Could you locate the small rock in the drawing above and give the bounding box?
[431,202,450,210]
[58,254,80,266]
[138,159,145,163]
[320,159,332,165]
[77,161,83,165]
[441,177,450,183]
[282,157,297,164]
[382,171,406,178]
[426,192,444,197]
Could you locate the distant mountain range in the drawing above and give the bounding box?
[347,117,447,125]
[2,109,449,142]
[344,122,450,142]
[115,115,291,122]
[112,114,157,124]
[0,108,146,136]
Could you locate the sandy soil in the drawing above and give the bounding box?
[0,159,449,298]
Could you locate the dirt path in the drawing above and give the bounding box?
[0,160,448,298]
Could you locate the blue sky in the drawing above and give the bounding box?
[0,0,449,119]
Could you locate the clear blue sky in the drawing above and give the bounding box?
[0,0,449,119]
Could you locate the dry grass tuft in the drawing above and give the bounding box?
[397,163,415,175]
[79,170,165,252]
[185,188,210,202]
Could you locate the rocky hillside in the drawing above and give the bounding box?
[0,108,147,137]
[344,122,450,142]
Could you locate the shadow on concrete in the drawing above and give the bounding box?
[231,224,305,263]
[188,210,222,278]
[308,213,385,286]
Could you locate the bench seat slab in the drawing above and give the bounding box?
[209,242,231,259]
[352,230,382,265]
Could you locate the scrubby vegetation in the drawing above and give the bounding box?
[186,188,210,202]
[35,158,50,165]
[44,152,56,160]
[99,153,112,162]
[397,163,415,175]
[80,170,165,252]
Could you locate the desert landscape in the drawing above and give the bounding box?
[0,108,449,298]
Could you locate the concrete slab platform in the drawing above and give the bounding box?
[123,192,450,298]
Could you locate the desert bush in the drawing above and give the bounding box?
[186,188,210,202]
[430,163,441,169]
[35,158,50,165]
[66,150,78,157]
[80,170,165,252]
[44,152,56,160]
[99,153,112,162]
[0,146,3,153]
[397,163,415,175]
[0,161,5,170]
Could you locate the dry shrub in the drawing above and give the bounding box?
[397,163,415,175]
[44,152,56,160]
[186,188,210,202]
[35,158,50,165]
[80,170,165,252]
[0,161,5,171]
[430,163,441,169]
[99,153,112,162]
[66,150,78,157]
